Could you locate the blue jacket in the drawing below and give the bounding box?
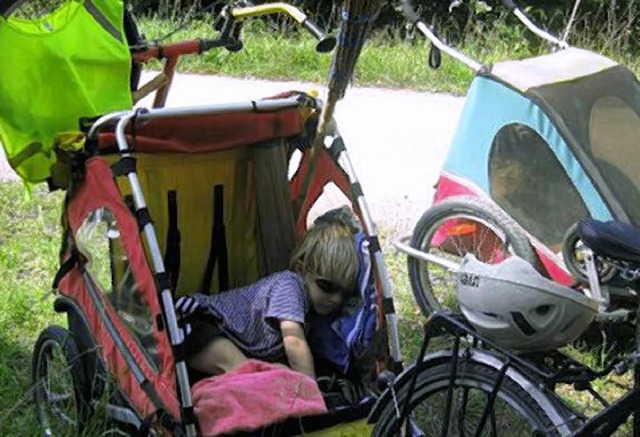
[307,232,379,374]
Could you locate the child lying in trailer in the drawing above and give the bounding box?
[174,220,359,381]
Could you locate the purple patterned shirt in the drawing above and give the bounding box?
[192,271,309,361]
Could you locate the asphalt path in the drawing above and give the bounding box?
[0,73,465,234]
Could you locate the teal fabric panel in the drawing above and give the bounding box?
[443,76,612,221]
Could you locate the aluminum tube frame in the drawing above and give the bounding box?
[89,97,305,139]
[513,9,568,49]
[393,235,461,273]
[87,110,131,139]
[115,113,196,437]
[561,0,582,43]
[416,21,482,72]
[334,135,403,367]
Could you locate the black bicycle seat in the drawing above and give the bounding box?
[577,219,640,263]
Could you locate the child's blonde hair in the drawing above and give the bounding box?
[290,221,359,293]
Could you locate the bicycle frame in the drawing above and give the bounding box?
[384,290,640,435]
[131,1,335,108]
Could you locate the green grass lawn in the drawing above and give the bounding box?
[3,7,640,434]
[135,17,640,96]
[0,184,64,435]
[0,180,633,434]
[0,182,427,433]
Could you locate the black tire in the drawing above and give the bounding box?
[561,222,616,285]
[408,196,539,316]
[32,325,91,436]
[373,360,570,437]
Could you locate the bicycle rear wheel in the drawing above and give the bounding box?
[373,359,573,436]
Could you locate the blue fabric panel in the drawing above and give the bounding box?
[443,76,612,220]
[307,232,378,374]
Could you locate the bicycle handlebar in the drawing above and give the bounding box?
[225,2,336,53]
[133,1,335,61]
[401,0,482,72]
[131,1,334,108]
[401,0,568,72]
[503,0,568,49]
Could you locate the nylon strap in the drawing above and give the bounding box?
[52,250,79,290]
[328,136,346,161]
[200,184,229,294]
[429,43,442,69]
[135,207,153,231]
[369,235,381,254]
[155,272,172,292]
[382,297,396,315]
[182,406,197,430]
[163,190,181,293]
[351,182,364,199]
[111,156,137,177]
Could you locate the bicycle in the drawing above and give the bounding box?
[369,217,640,436]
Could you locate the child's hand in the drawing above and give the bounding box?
[281,320,315,379]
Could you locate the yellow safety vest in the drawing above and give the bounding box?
[0,0,132,183]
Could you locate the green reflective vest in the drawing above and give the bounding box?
[0,0,132,183]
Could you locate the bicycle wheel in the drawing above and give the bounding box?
[373,359,571,436]
[32,325,90,436]
[408,196,539,316]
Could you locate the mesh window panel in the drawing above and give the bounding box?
[489,123,589,251]
[528,66,640,225]
[589,96,640,224]
[76,207,160,370]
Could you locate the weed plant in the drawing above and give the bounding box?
[0,183,635,432]
[135,0,640,95]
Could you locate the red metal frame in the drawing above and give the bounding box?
[132,40,208,109]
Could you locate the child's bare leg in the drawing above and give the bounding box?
[187,337,247,375]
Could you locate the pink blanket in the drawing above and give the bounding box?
[192,360,327,436]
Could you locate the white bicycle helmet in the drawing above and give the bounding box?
[456,255,599,352]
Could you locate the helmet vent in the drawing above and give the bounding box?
[511,312,536,336]
[535,305,551,316]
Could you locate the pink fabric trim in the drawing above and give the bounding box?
[434,175,577,284]
[432,174,478,205]
[192,360,327,436]
[537,250,575,286]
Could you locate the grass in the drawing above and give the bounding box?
[135,17,480,95]
[135,15,640,96]
[0,181,425,433]
[0,180,635,434]
[0,184,64,435]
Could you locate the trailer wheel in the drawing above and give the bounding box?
[408,196,539,316]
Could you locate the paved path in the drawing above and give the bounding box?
[1,74,465,234]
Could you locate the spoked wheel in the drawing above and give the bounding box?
[32,325,89,437]
[373,360,572,437]
[408,196,539,316]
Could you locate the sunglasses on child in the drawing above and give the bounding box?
[314,277,348,296]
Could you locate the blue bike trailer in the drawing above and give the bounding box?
[439,47,640,253]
